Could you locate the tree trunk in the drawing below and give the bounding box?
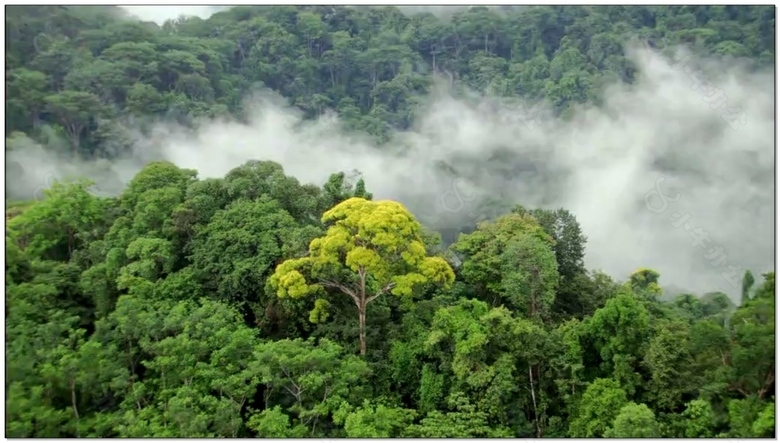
[237,42,246,62]
[358,267,368,355]
[358,303,367,355]
[67,123,81,154]
[32,109,41,129]
[529,365,541,438]
[70,378,80,437]
[67,226,75,258]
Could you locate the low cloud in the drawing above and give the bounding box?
[8,43,774,300]
[119,6,227,24]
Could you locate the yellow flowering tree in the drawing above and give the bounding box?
[268,197,455,355]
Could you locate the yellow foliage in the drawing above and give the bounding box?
[310,298,331,323]
[269,258,322,299]
[269,197,455,315]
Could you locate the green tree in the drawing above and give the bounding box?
[452,213,554,311]
[250,337,370,435]
[44,90,104,151]
[6,68,49,130]
[568,378,629,437]
[604,402,660,437]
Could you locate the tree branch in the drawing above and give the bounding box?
[320,279,359,305]
[366,281,396,305]
[759,366,775,399]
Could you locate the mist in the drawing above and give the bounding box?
[119,6,227,24]
[7,42,774,300]
[116,5,522,25]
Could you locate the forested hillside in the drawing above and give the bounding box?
[5,5,775,154]
[4,5,776,438]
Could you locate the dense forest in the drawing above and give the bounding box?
[4,5,776,438]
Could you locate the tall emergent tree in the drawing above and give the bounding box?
[269,197,455,355]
